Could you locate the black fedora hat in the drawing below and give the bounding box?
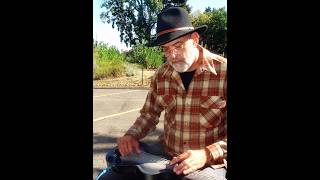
[148,7,207,47]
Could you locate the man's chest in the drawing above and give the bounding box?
[155,73,226,128]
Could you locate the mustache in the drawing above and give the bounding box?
[170,61,186,66]
[172,60,185,64]
[168,57,184,63]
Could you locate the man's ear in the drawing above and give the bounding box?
[191,32,199,45]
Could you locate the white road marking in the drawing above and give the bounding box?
[93,108,141,122]
[93,90,142,98]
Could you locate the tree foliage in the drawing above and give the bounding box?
[126,44,164,69]
[192,7,227,55]
[99,1,227,55]
[100,0,190,47]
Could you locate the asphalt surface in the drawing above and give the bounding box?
[93,89,164,179]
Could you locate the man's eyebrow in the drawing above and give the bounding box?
[162,40,183,48]
[172,41,182,46]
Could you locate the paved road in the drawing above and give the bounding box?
[93,89,164,179]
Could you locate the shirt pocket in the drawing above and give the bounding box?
[200,96,226,128]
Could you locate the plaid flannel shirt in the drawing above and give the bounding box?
[125,45,227,168]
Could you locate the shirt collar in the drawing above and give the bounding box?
[197,45,227,75]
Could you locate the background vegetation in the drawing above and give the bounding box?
[94,0,227,80]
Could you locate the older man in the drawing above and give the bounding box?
[100,6,227,180]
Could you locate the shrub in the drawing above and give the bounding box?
[126,44,164,69]
[123,62,142,77]
[95,42,125,62]
[94,60,125,80]
[93,42,126,79]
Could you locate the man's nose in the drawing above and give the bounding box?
[167,53,177,61]
[170,53,176,59]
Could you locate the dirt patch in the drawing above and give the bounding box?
[93,70,155,88]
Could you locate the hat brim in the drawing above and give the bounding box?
[147,25,208,47]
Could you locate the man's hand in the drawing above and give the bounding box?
[117,135,141,156]
[170,149,210,175]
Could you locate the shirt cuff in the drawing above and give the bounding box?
[206,143,224,162]
[124,128,140,140]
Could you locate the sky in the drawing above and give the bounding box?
[93,0,227,51]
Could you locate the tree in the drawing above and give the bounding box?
[100,0,191,47]
[204,7,211,13]
[192,7,227,55]
[163,0,191,11]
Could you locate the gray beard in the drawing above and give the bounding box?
[170,62,190,72]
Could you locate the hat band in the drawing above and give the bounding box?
[156,27,194,37]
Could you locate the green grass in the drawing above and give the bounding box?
[93,42,163,80]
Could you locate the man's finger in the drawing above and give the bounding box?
[173,161,185,172]
[118,141,125,156]
[170,157,177,165]
[182,166,196,175]
[170,152,190,165]
[127,141,133,155]
[174,161,190,175]
[124,142,130,156]
[120,141,128,156]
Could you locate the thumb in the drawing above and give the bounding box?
[170,151,189,165]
